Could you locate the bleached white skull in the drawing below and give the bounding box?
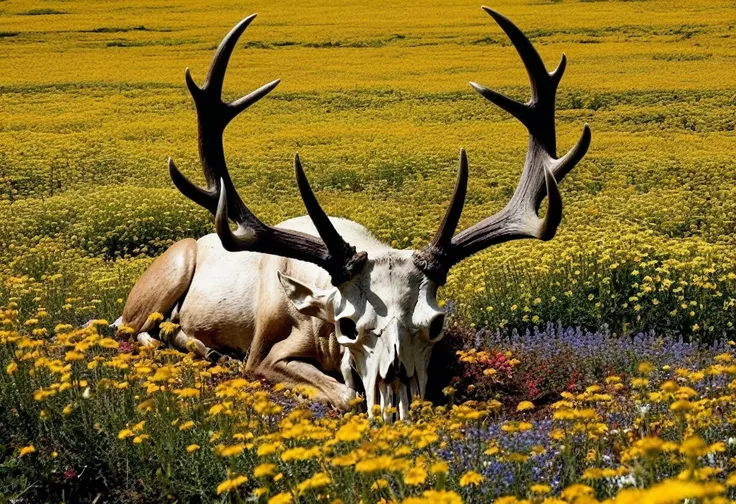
[279,250,446,420]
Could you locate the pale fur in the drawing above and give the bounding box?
[122,216,445,417]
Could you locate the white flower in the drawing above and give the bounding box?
[615,474,636,489]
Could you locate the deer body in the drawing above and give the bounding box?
[120,8,590,420]
[126,216,427,411]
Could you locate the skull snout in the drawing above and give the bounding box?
[374,353,421,422]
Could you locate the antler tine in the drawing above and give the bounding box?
[473,6,563,155]
[412,8,590,285]
[169,14,280,217]
[203,14,258,97]
[215,161,367,285]
[413,150,468,285]
[294,154,368,281]
[553,123,591,181]
[430,149,469,250]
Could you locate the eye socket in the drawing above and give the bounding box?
[428,314,446,342]
[338,318,358,341]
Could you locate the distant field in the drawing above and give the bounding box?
[1,0,735,338]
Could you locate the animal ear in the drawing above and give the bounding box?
[277,271,335,321]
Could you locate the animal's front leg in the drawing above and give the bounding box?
[254,336,355,411]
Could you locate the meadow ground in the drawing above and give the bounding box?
[1,0,736,502]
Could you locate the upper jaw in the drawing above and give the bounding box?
[357,357,422,422]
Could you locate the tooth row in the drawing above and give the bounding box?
[365,373,420,422]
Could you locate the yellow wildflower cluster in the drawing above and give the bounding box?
[1,297,736,502]
[0,0,733,344]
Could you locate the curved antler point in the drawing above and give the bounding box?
[184,67,202,95]
[239,13,258,25]
[214,179,231,241]
[468,81,486,94]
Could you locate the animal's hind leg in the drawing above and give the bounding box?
[118,238,197,337]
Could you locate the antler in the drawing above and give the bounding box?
[413,6,591,285]
[169,14,367,285]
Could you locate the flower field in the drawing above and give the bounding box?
[1,0,736,501]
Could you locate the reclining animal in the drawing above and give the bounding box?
[118,6,590,420]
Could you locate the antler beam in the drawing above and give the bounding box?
[414,6,591,285]
[168,14,367,285]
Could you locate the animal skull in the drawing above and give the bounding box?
[279,251,445,420]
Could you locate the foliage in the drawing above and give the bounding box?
[1,304,736,503]
[0,0,734,340]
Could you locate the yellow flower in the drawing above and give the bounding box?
[638,362,654,374]
[6,361,18,374]
[146,312,164,324]
[216,474,248,495]
[254,463,276,478]
[404,466,427,486]
[670,400,693,412]
[159,321,179,338]
[215,444,246,457]
[179,421,195,431]
[631,377,649,388]
[355,455,394,473]
[516,401,534,412]
[97,338,119,349]
[637,479,724,503]
[19,444,36,457]
[174,388,200,399]
[561,484,594,500]
[530,484,551,494]
[727,472,736,486]
[372,478,389,490]
[296,472,331,495]
[150,365,176,382]
[421,490,462,504]
[459,470,484,487]
[118,429,134,440]
[257,443,277,457]
[280,446,319,462]
[267,492,292,504]
[64,350,85,362]
[431,461,449,474]
[582,468,603,479]
[335,421,362,442]
[186,444,200,453]
[62,403,73,415]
